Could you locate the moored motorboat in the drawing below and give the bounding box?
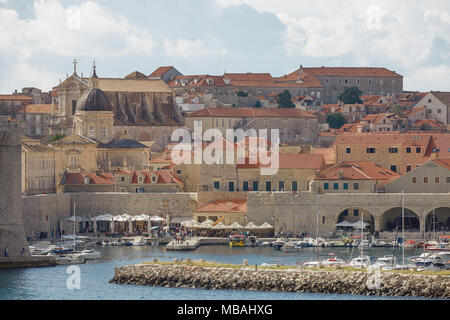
[348,255,371,268]
[369,255,397,270]
[282,242,298,253]
[73,249,101,260]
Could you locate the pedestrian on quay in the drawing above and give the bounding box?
[4,248,8,257]
[20,248,25,256]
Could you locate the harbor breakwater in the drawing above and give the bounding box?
[110,263,450,299]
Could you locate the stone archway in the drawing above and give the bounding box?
[380,207,420,232]
[425,207,450,232]
[336,208,375,233]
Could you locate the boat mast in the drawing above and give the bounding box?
[315,194,319,262]
[402,190,405,267]
[360,211,363,261]
[73,202,76,252]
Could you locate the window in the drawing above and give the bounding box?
[344,79,348,84]
[446,177,450,184]
[243,181,249,191]
[416,147,421,153]
[163,200,169,207]
[423,177,429,184]
[366,148,376,154]
[346,148,351,154]
[70,156,77,167]
[138,176,143,183]
[437,109,442,114]
[266,181,272,191]
[322,216,326,224]
[228,181,235,191]
[89,126,95,137]
[368,79,372,84]
[406,147,411,154]
[333,183,339,190]
[324,183,329,190]
[176,170,182,175]
[292,181,298,191]
[252,181,259,191]
[354,209,359,217]
[101,127,106,139]
[435,177,440,184]
[412,177,417,184]
[390,165,397,173]
[354,183,359,190]
[428,99,432,103]
[389,147,398,154]
[343,183,349,190]
[152,176,156,182]
[213,181,220,190]
[279,181,285,191]
[121,176,125,182]
[406,165,412,172]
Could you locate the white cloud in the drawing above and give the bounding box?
[0,0,155,91]
[217,0,450,91]
[163,38,227,59]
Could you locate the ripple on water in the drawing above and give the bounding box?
[0,245,437,300]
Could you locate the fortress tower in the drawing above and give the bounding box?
[0,118,29,258]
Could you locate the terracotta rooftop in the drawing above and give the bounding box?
[19,104,56,114]
[433,158,450,170]
[314,161,400,181]
[187,107,317,118]
[296,67,403,77]
[237,153,326,169]
[334,133,434,147]
[149,66,174,78]
[0,94,33,100]
[196,199,247,213]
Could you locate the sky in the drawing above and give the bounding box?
[0,0,449,93]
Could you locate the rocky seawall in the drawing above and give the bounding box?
[110,263,450,299]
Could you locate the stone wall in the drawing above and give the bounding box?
[21,192,198,238]
[0,122,30,257]
[247,192,450,236]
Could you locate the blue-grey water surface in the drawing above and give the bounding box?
[0,245,437,300]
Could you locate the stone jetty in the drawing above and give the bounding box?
[110,263,450,299]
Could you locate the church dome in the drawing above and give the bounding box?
[77,88,113,112]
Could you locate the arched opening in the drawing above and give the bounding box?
[380,207,420,232]
[336,208,375,234]
[425,207,450,232]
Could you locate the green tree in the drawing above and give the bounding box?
[49,133,65,142]
[392,104,404,117]
[237,90,248,97]
[277,90,295,109]
[338,87,363,104]
[254,100,262,108]
[327,113,347,129]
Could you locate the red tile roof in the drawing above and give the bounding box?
[314,161,400,180]
[19,104,56,114]
[188,107,317,118]
[334,133,434,147]
[149,66,173,77]
[433,158,450,170]
[0,94,33,101]
[237,153,325,169]
[196,199,247,213]
[297,67,403,77]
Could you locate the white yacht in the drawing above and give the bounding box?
[132,236,147,246]
[282,242,298,253]
[73,249,101,260]
[349,256,371,268]
[369,255,397,270]
[415,257,446,271]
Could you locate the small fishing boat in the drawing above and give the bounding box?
[281,242,298,253]
[73,249,101,260]
[272,239,285,250]
[348,255,371,268]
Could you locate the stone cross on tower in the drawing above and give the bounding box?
[73,59,78,75]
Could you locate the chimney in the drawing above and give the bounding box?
[338,169,344,180]
[357,125,363,133]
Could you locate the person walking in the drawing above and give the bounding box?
[4,248,8,257]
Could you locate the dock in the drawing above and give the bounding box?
[0,256,56,269]
[166,237,229,251]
